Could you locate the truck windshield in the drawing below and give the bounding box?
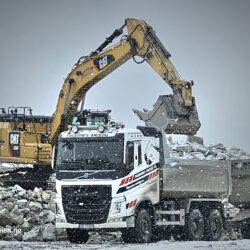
[56,138,124,170]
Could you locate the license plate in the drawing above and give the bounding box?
[79,224,94,229]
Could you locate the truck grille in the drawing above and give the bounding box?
[62,185,112,224]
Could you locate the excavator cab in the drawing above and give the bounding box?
[74,109,111,126]
[133,94,200,135]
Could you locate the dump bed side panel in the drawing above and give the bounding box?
[162,159,231,200]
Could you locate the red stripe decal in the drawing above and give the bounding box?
[132,199,137,207]
[119,179,126,186]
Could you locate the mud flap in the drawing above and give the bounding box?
[133,95,200,135]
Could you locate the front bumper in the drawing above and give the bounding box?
[56,220,128,229]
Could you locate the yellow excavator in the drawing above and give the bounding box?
[0,18,200,188]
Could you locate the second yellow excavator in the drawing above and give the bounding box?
[0,18,200,187]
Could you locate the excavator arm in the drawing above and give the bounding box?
[50,18,200,145]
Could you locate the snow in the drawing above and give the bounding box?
[0,163,33,173]
[0,239,249,250]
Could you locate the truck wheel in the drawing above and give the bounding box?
[187,209,204,241]
[123,209,153,243]
[241,226,250,239]
[206,209,223,241]
[66,229,89,244]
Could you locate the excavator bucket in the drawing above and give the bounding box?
[133,95,201,135]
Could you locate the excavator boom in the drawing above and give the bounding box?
[50,18,200,144]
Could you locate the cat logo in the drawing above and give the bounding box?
[9,133,20,145]
[93,55,115,71]
[9,132,20,157]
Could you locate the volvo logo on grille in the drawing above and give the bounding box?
[83,173,89,178]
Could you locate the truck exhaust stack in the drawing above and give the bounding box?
[133,94,201,135]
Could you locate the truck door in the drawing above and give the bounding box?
[126,141,142,168]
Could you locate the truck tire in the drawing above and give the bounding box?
[187,209,204,241]
[205,209,223,241]
[122,209,152,243]
[135,208,153,243]
[66,229,89,244]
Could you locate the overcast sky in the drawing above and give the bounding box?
[0,0,250,152]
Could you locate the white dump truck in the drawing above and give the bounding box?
[53,122,250,243]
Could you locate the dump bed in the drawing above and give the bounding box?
[161,158,250,208]
[161,159,231,200]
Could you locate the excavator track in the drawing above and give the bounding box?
[0,165,54,190]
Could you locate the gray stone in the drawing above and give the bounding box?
[3,232,15,241]
[205,149,218,157]
[191,142,208,154]
[23,227,43,242]
[2,201,14,211]
[0,208,14,226]
[205,155,216,160]
[21,221,32,232]
[20,208,30,217]
[27,214,39,225]
[10,213,24,226]
[0,191,11,200]
[42,223,56,241]
[212,143,226,150]
[39,210,48,219]
[46,211,56,223]
[187,135,204,145]
[215,153,226,160]
[192,152,206,160]
[10,207,22,216]
[13,232,23,241]
[42,191,51,203]
[56,227,66,238]
[13,184,25,193]
[16,199,28,209]
[48,199,55,212]
[176,145,192,153]
[18,190,27,197]
[29,201,42,212]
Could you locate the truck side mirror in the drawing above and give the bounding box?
[52,144,58,170]
[126,142,134,169]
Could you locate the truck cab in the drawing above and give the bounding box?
[54,123,163,243]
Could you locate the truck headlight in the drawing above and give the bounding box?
[112,202,122,216]
[71,125,79,133]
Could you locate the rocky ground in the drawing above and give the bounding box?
[0,185,60,242]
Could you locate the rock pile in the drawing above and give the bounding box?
[167,136,250,161]
[0,185,60,242]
